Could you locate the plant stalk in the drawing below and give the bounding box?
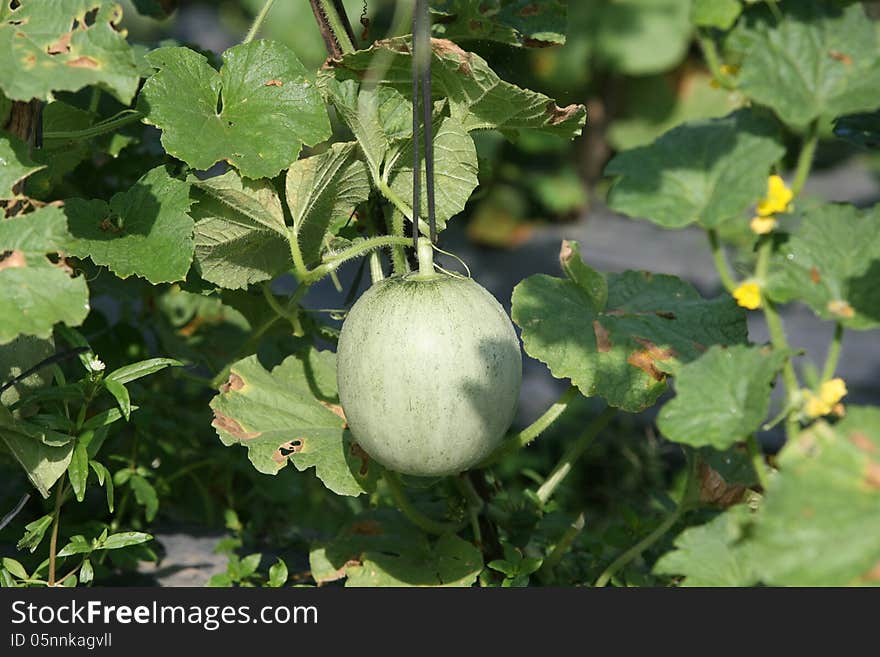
[594,453,699,587]
[535,406,616,505]
[707,229,737,293]
[821,323,844,383]
[47,477,67,586]
[746,434,770,490]
[243,0,277,43]
[480,385,579,467]
[384,472,466,535]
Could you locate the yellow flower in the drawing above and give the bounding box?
[804,378,848,418]
[756,175,793,217]
[750,215,777,235]
[733,281,762,309]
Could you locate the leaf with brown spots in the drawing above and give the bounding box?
[0,205,89,343]
[0,1,141,103]
[766,204,880,331]
[513,257,747,412]
[429,0,567,48]
[748,406,880,585]
[309,510,483,587]
[658,345,785,449]
[328,36,585,139]
[210,349,379,496]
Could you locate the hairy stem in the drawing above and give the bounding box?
[594,453,698,587]
[243,0,277,43]
[791,120,819,197]
[310,0,357,57]
[746,434,770,490]
[536,406,616,505]
[384,472,466,535]
[821,323,844,383]
[707,229,737,293]
[42,110,143,141]
[305,235,412,282]
[480,385,579,467]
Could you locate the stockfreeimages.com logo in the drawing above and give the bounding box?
[10,600,318,632]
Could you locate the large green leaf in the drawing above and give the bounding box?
[286,142,371,266]
[331,38,585,139]
[765,204,880,330]
[0,1,140,103]
[605,109,785,229]
[748,406,880,586]
[691,0,742,30]
[658,345,786,449]
[732,0,880,128]
[385,116,478,233]
[139,40,331,179]
[511,249,748,412]
[64,165,194,284]
[0,206,89,344]
[653,505,757,586]
[587,0,692,76]
[210,349,378,496]
[309,510,482,587]
[0,132,43,199]
[0,335,53,407]
[431,0,567,47]
[0,405,73,498]
[191,170,291,290]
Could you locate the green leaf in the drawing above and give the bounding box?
[129,474,158,522]
[1,557,27,580]
[559,240,607,312]
[67,439,89,502]
[748,407,880,586]
[511,258,748,412]
[268,559,288,587]
[286,142,371,266]
[100,531,152,551]
[732,0,880,128]
[431,0,567,47]
[239,553,262,578]
[81,406,132,431]
[0,406,74,498]
[106,357,182,385]
[331,38,586,139]
[658,345,786,449]
[765,204,880,330]
[0,206,90,344]
[691,0,742,30]
[0,335,53,408]
[89,460,114,512]
[103,378,130,421]
[17,514,53,552]
[190,170,291,289]
[310,510,482,587]
[57,534,92,557]
[79,558,93,584]
[386,116,479,233]
[653,505,757,586]
[0,132,43,199]
[0,1,141,103]
[139,40,331,179]
[65,165,194,284]
[605,109,785,229]
[587,0,692,75]
[211,349,378,496]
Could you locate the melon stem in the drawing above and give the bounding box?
[416,236,434,277]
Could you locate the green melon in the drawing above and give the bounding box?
[336,269,522,476]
